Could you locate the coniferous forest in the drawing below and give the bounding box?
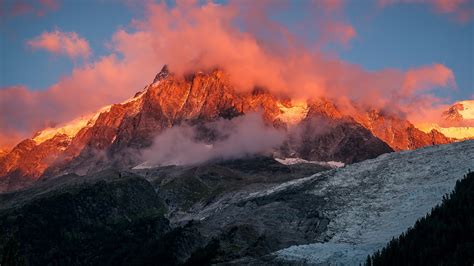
[366,171,474,266]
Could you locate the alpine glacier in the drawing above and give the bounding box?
[272,140,474,264]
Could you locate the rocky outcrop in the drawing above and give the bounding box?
[0,135,71,191]
[355,109,451,151]
[443,102,465,122]
[283,99,393,163]
[293,117,393,163]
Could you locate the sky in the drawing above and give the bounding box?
[0,0,473,148]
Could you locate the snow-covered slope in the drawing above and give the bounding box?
[275,157,344,168]
[271,140,474,264]
[32,86,149,145]
[416,123,474,140]
[457,100,474,119]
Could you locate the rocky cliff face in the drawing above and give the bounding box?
[0,66,453,192]
[355,109,451,151]
[0,136,71,191]
[284,99,393,163]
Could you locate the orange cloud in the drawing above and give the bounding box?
[402,64,456,94]
[27,30,91,59]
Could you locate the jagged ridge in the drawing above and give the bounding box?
[0,66,452,192]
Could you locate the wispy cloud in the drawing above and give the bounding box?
[27,29,91,60]
[378,0,473,22]
[1,0,60,17]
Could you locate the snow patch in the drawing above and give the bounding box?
[458,100,474,120]
[33,115,93,144]
[416,123,474,140]
[275,157,344,168]
[276,101,309,125]
[31,85,149,145]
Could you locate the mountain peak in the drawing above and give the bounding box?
[153,64,170,83]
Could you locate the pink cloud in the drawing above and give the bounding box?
[378,0,473,22]
[1,0,60,17]
[313,0,345,12]
[27,30,91,60]
[433,0,465,13]
[321,21,356,46]
[0,53,155,149]
[39,0,59,10]
[402,63,456,94]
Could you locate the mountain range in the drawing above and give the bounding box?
[0,65,455,192]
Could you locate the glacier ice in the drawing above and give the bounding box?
[275,140,474,265]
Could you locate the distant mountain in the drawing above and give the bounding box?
[353,109,451,151]
[443,100,474,122]
[0,66,454,192]
[417,100,474,140]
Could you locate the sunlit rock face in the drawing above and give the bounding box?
[416,100,474,140]
[0,136,71,191]
[0,66,455,192]
[0,149,8,160]
[355,109,451,151]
